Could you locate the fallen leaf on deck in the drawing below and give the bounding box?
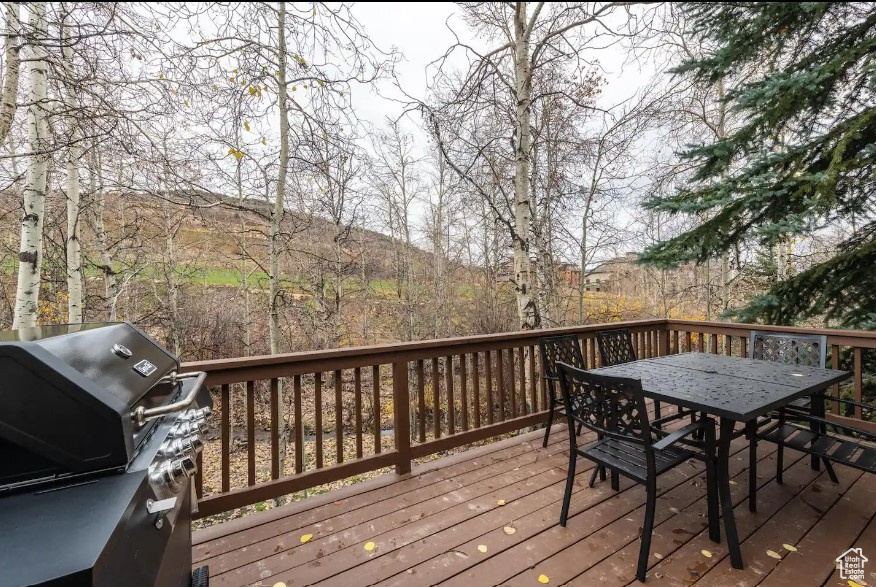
[669,507,679,514]
[503,526,516,535]
[364,541,376,552]
[849,580,866,587]
[701,549,713,558]
[273,583,287,587]
[654,553,663,560]
[497,499,506,506]
[766,550,781,559]
[477,544,488,553]
[782,544,797,552]
[655,572,664,579]
[729,480,737,485]
[300,534,313,544]
[538,574,550,584]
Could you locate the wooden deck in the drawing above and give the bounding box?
[193,424,876,586]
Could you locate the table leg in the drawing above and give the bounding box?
[719,417,743,569]
[746,420,757,513]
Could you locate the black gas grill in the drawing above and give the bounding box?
[0,322,212,587]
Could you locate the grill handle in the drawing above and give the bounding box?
[131,371,207,426]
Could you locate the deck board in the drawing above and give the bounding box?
[194,424,876,586]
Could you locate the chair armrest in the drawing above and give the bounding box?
[653,421,705,451]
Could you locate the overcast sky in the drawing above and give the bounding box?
[348,3,657,153]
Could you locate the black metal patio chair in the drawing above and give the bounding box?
[747,331,838,510]
[539,335,587,448]
[556,362,719,582]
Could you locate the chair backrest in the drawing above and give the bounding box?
[749,331,827,368]
[596,328,637,366]
[556,361,652,450]
[539,335,586,402]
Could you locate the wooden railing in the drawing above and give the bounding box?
[181,318,875,519]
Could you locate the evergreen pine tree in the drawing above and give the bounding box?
[641,2,876,329]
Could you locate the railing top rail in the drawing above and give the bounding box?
[665,319,876,346]
[181,318,667,373]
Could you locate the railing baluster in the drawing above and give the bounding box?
[246,381,255,485]
[294,375,303,474]
[529,345,537,413]
[588,337,596,368]
[740,336,747,358]
[372,365,381,453]
[497,348,506,422]
[221,383,230,492]
[354,367,363,458]
[432,357,440,439]
[710,333,718,354]
[460,354,469,432]
[855,347,863,420]
[315,373,323,468]
[697,332,705,352]
[416,360,426,442]
[831,345,841,412]
[335,369,343,464]
[518,347,526,415]
[270,378,280,480]
[473,353,481,429]
[445,355,455,435]
[508,348,517,417]
[724,334,732,356]
[685,331,692,352]
[486,350,494,425]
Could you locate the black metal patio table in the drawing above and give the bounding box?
[590,351,850,569]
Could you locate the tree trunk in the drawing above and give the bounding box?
[62,13,83,323]
[89,150,118,320]
[273,0,290,476]
[13,2,48,329]
[511,2,538,330]
[0,2,21,148]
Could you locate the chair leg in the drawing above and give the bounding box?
[611,469,619,491]
[636,481,657,582]
[588,465,606,488]
[542,402,555,448]
[576,421,584,436]
[599,465,607,481]
[824,458,839,483]
[776,444,784,485]
[747,421,757,513]
[653,400,662,429]
[560,450,577,527]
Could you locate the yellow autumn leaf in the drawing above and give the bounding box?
[183,100,189,107]
[211,84,218,90]
[292,86,297,91]
[766,550,781,559]
[538,574,550,584]
[244,121,251,132]
[273,583,287,587]
[159,73,164,79]
[300,533,313,543]
[503,526,516,535]
[364,541,376,552]
[783,544,797,552]
[261,137,266,145]
[497,500,506,506]
[701,549,713,558]
[232,68,238,74]
[849,580,865,587]
[249,86,256,95]
[477,544,487,553]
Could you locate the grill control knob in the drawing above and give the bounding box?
[169,419,208,438]
[149,457,198,495]
[158,435,204,459]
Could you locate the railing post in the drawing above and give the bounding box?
[393,359,412,475]
[660,326,670,356]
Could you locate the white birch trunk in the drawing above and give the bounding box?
[0,2,21,147]
[62,16,83,323]
[512,3,538,329]
[13,2,48,329]
[89,150,117,320]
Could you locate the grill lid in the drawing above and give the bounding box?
[0,322,179,482]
